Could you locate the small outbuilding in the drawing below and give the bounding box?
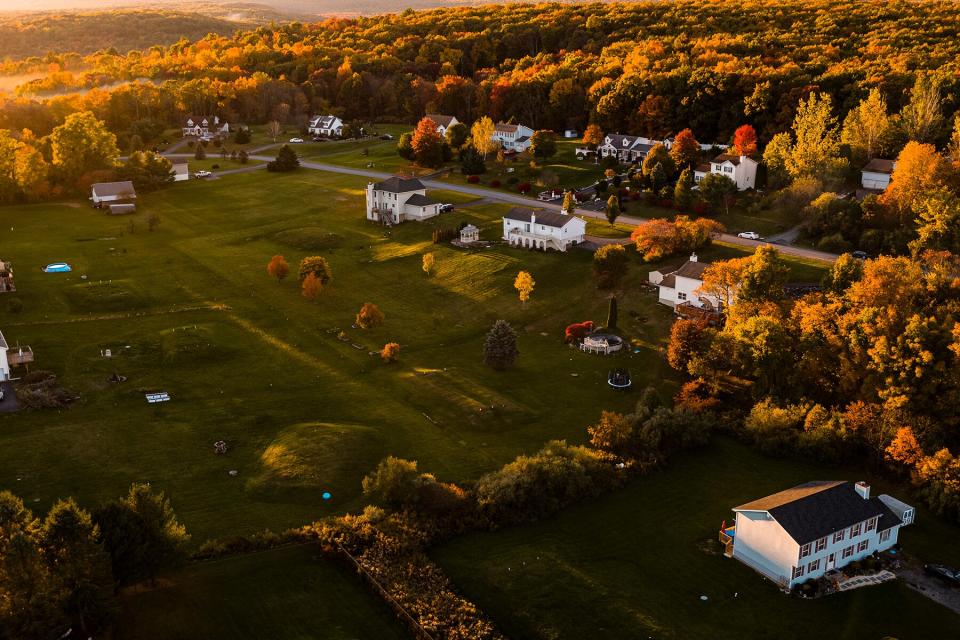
[460,224,480,244]
[108,203,137,215]
[861,158,896,191]
[172,163,190,182]
[90,181,136,208]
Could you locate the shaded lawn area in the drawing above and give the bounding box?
[0,169,677,543]
[585,219,634,238]
[433,437,960,640]
[116,544,408,640]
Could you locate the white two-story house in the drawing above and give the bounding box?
[861,158,896,191]
[501,207,585,252]
[596,134,655,164]
[493,123,534,152]
[694,153,758,191]
[366,176,440,224]
[726,481,914,589]
[308,115,344,138]
[183,115,229,138]
[426,114,460,137]
[653,254,723,311]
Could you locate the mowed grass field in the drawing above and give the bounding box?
[115,544,408,640]
[0,168,683,543]
[434,437,960,640]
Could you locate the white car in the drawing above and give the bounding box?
[289,137,304,143]
[194,170,212,179]
[737,231,761,240]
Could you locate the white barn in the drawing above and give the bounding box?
[501,207,585,252]
[366,176,440,224]
[493,123,534,152]
[727,481,913,589]
[426,114,460,137]
[90,181,136,208]
[308,115,344,138]
[694,154,758,191]
[861,158,896,191]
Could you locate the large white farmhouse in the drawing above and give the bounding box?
[501,207,585,251]
[308,115,344,138]
[426,114,460,137]
[861,158,896,191]
[694,153,758,191]
[366,176,440,224]
[652,254,722,311]
[725,481,914,589]
[493,123,534,152]
[183,115,229,138]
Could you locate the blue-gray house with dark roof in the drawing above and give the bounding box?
[725,481,914,588]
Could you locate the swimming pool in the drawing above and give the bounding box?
[43,263,72,273]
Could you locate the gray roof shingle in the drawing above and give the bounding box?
[503,207,578,228]
[405,193,436,207]
[373,176,426,193]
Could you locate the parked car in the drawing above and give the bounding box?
[439,203,455,213]
[380,134,394,140]
[851,250,869,260]
[194,170,212,179]
[924,564,960,587]
[737,231,761,240]
[311,136,327,142]
[289,137,304,143]
[0,388,4,401]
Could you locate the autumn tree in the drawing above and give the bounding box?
[582,124,603,146]
[696,256,750,309]
[49,111,119,187]
[667,318,711,372]
[910,190,960,256]
[397,132,414,160]
[381,342,400,362]
[0,130,19,203]
[641,143,675,178]
[762,132,793,188]
[298,256,332,284]
[267,255,289,283]
[422,252,435,276]
[785,93,846,182]
[356,302,385,329]
[301,272,323,299]
[587,411,638,458]
[631,216,724,262]
[514,270,535,304]
[119,151,174,191]
[445,122,469,150]
[900,74,944,143]
[411,117,444,167]
[530,130,557,159]
[593,243,629,288]
[471,116,497,159]
[14,139,52,201]
[732,124,758,157]
[698,173,737,214]
[821,252,864,294]
[605,194,621,225]
[561,190,576,213]
[266,120,281,142]
[484,319,518,370]
[737,246,790,303]
[886,426,925,468]
[669,128,699,167]
[674,167,694,211]
[882,141,951,219]
[841,88,891,162]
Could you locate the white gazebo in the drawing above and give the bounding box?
[460,224,479,244]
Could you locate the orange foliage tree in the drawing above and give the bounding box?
[267,255,289,283]
[880,140,950,215]
[630,216,724,262]
[732,124,758,156]
[381,342,400,362]
[669,128,699,167]
[411,117,444,167]
[356,302,385,329]
[301,272,323,300]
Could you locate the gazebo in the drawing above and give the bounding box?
[460,224,479,244]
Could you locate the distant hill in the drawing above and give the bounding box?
[0,6,286,59]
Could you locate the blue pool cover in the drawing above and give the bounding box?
[44,263,72,273]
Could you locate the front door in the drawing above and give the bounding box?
[826,552,836,570]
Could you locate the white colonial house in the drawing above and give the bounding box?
[183,115,229,138]
[366,176,440,224]
[596,134,656,164]
[725,481,913,589]
[694,153,758,191]
[308,115,344,138]
[90,181,136,208]
[861,158,896,191]
[652,254,724,311]
[426,114,460,137]
[493,123,534,152]
[501,207,586,251]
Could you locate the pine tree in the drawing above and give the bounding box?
[674,167,694,211]
[267,144,300,172]
[605,194,621,225]
[484,319,519,370]
[606,296,618,330]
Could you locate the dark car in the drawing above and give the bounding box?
[439,203,455,213]
[924,564,960,587]
[851,250,869,260]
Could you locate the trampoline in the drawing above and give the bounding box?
[608,368,632,390]
[43,263,72,273]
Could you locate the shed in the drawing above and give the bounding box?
[108,203,137,215]
[460,224,479,243]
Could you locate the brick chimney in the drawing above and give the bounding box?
[855,481,870,500]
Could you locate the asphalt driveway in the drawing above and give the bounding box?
[0,381,20,413]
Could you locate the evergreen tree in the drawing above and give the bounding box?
[674,167,694,210]
[194,143,206,160]
[606,296,619,330]
[484,320,519,370]
[605,194,621,225]
[233,127,251,144]
[267,144,300,172]
[460,146,486,175]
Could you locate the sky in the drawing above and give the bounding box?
[0,0,520,14]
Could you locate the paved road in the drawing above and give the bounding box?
[154,151,839,263]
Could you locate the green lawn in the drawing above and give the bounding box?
[433,437,960,640]
[116,544,408,640]
[0,169,677,544]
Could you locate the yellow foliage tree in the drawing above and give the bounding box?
[514,270,535,304]
[422,252,435,276]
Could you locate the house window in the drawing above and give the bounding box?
[850,522,862,538]
[799,543,812,559]
[842,545,855,559]
[524,224,531,232]
[833,529,845,544]
[792,565,805,579]
[677,292,687,301]
[866,517,878,532]
[723,166,733,173]
[807,559,820,573]
[857,540,869,553]
[879,529,891,543]
[903,509,914,525]
[815,537,827,553]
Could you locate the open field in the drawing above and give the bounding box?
[116,543,408,640]
[0,168,682,543]
[434,437,960,640]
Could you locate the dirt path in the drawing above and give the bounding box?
[898,561,960,616]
